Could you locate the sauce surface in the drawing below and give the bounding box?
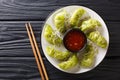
[64,29,86,52]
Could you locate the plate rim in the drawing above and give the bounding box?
[41,5,110,74]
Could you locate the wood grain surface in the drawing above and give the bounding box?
[0,0,119,21]
[0,0,120,80]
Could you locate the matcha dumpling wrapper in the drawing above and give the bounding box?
[80,44,98,67]
[58,54,78,70]
[54,10,68,33]
[46,46,71,60]
[44,24,62,45]
[87,31,107,48]
[70,8,85,27]
[80,19,101,32]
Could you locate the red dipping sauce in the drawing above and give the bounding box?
[63,28,87,52]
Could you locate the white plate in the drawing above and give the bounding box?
[41,5,109,74]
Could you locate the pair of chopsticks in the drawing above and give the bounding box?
[25,23,49,80]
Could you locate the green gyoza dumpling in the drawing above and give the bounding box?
[58,54,78,70]
[54,10,68,33]
[70,8,85,27]
[46,46,70,60]
[87,31,107,48]
[80,19,101,32]
[80,44,97,67]
[44,24,62,45]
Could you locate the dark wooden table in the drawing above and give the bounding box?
[0,0,120,80]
